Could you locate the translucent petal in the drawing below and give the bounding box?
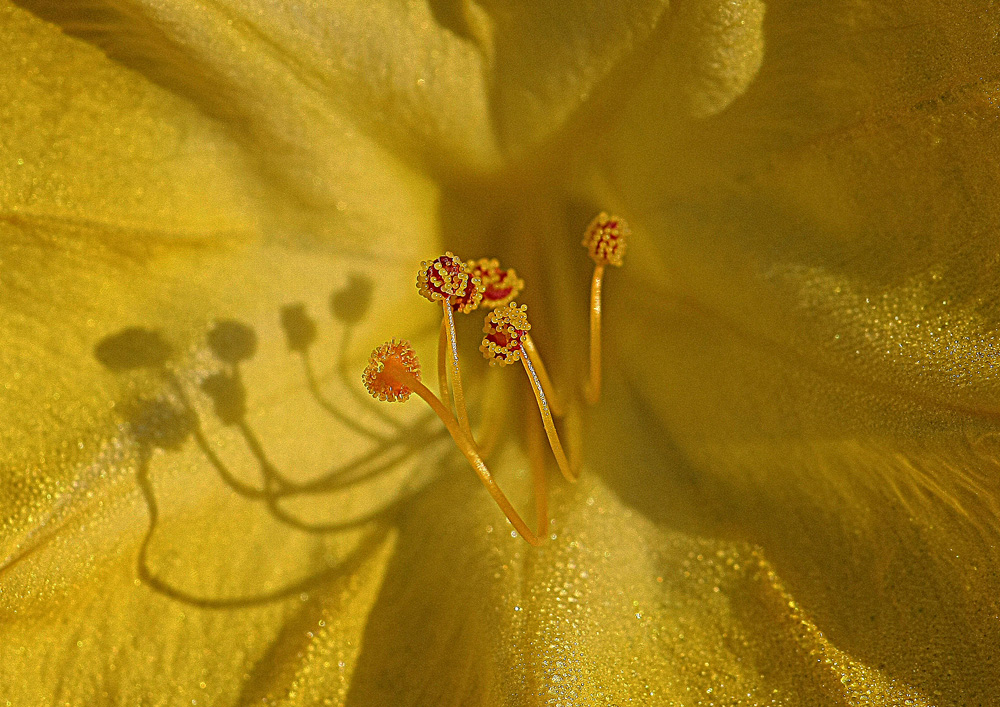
[5,0,995,703]
[345,473,934,705]
[601,1,1000,702]
[472,0,671,153]
[0,4,442,703]
[12,0,676,173]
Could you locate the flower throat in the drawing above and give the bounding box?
[364,213,629,545]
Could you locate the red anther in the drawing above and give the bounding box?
[468,258,525,309]
[416,252,484,313]
[363,339,421,402]
[480,303,531,366]
[582,213,629,266]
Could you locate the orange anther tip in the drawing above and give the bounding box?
[468,258,525,309]
[582,213,629,266]
[363,339,421,402]
[480,302,530,366]
[416,252,484,313]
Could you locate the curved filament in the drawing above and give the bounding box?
[522,333,564,417]
[389,363,542,546]
[443,299,473,440]
[585,262,605,405]
[521,344,577,482]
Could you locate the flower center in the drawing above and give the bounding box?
[364,210,629,543]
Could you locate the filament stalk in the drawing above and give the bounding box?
[437,317,450,402]
[522,333,563,417]
[586,263,605,405]
[521,344,577,482]
[390,363,542,546]
[443,299,473,439]
[526,398,550,536]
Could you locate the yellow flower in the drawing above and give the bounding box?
[2,1,997,704]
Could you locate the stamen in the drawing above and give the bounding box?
[364,340,543,546]
[468,258,525,309]
[442,299,472,438]
[581,213,629,404]
[416,252,484,439]
[363,339,421,403]
[416,252,484,313]
[481,303,577,482]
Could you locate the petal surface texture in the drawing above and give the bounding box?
[2,0,998,705]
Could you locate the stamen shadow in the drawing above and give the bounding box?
[95,294,442,608]
[133,434,392,609]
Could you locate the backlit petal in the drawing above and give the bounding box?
[0,4,441,703]
[605,1,1000,702]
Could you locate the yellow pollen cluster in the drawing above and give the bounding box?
[480,303,531,366]
[582,213,629,266]
[363,339,421,402]
[468,258,525,308]
[416,252,484,313]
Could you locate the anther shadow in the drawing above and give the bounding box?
[94,282,441,608]
[280,276,415,441]
[426,0,483,45]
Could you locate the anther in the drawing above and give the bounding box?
[480,302,530,366]
[582,212,628,267]
[581,213,629,404]
[417,252,484,313]
[416,253,484,440]
[481,303,576,482]
[468,258,525,309]
[363,339,421,403]
[363,340,543,545]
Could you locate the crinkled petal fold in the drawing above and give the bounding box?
[599,1,1000,703]
[345,474,933,705]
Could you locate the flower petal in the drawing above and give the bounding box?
[601,2,1000,702]
[473,0,671,154]
[13,0,686,174]
[1,4,444,703]
[12,0,497,178]
[343,474,933,704]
